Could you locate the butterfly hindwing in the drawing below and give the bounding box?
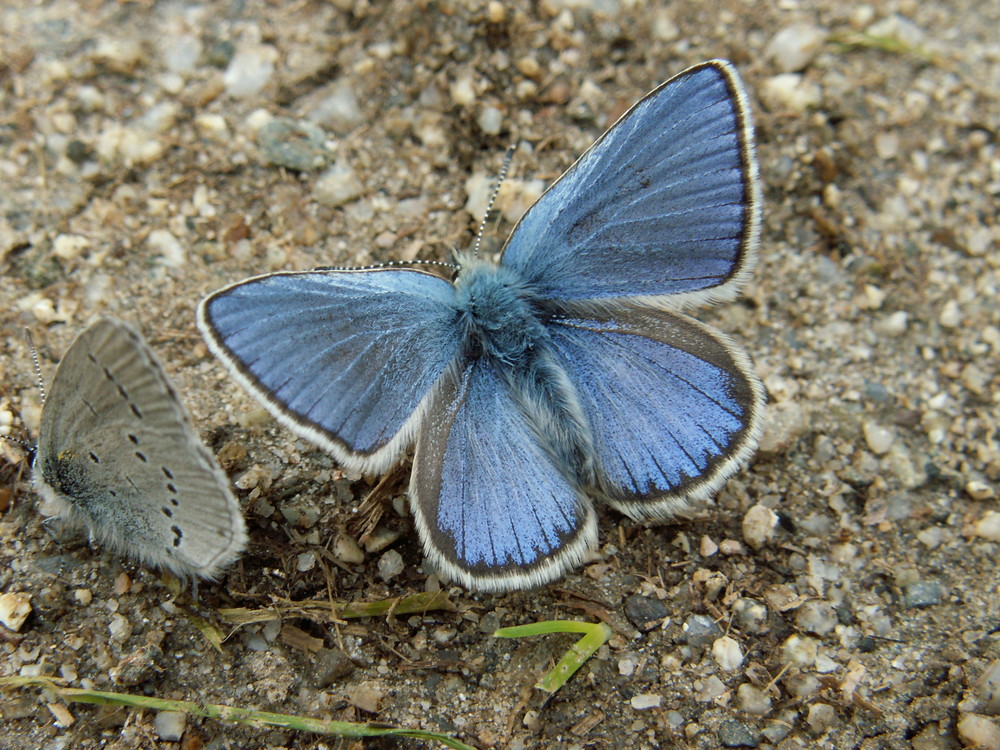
[411,359,597,591]
[501,60,760,309]
[198,268,463,474]
[546,306,765,518]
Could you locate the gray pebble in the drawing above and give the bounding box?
[313,648,356,687]
[902,580,943,609]
[718,718,760,747]
[682,614,722,648]
[479,611,501,634]
[624,594,669,632]
[378,549,405,582]
[257,118,330,171]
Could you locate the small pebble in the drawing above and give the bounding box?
[162,34,202,75]
[224,45,277,98]
[74,589,92,606]
[806,703,837,733]
[733,598,769,634]
[349,683,383,713]
[618,655,637,677]
[862,420,895,455]
[113,573,131,596]
[147,229,185,267]
[154,711,186,741]
[363,527,401,553]
[875,133,899,160]
[630,693,661,710]
[479,611,500,634]
[46,703,75,728]
[902,580,943,609]
[296,551,316,572]
[0,593,32,631]
[712,636,744,671]
[306,79,364,134]
[477,105,504,135]
[765,24,828,72]
[314,161,364,207]
[333,532,365,564]
[313,648,356,687]
[868,14,925,47]
[194,113,230,140]
[939,300,962,328]
[378,549,404,582]
[972,511,1000,542]
[52,233,91,261]
[916,526,944,549]
[737,683,772,715]
[450,71,477,107]
[795,600,838,636]
[966,481,996,502]
[762,711,796,742]
[785,673,821,698]
[697,674,728,702]
[623,594,669,632]
[876,310,909,337]
[742,504,778,550]
[108,613,133,642]
[683,614,723,648]
[718,718,760,747]
[782,634,818,667]
[964,225,993,257]
[761,73,821,112]
[487,2,505,23]
[957,714,1000,749]
[258,118,330,171]
[719,539,743,555]
[975,660,1000,715]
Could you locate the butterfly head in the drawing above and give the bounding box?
[453,254,547,367]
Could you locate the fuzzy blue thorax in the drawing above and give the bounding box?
[453,258,548,366]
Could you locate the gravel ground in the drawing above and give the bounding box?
[1,1,999,749]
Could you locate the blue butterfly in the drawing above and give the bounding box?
[198,60,765,592]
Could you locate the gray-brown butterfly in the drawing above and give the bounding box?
[32,318,246,579]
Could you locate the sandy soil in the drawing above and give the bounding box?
[1,1,999,748]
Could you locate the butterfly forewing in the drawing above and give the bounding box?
[198,268,463,475]
[500,60,760,310]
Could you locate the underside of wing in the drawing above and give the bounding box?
[36,424,245,580]
[37,319,191,467]
[411,359,596,592]
[34,319,245,580]
[501,60,760,310]
[547,307,765,518]
[198,268,462,474]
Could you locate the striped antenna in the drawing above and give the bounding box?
[24,328,46,406]
[473,144,516,258]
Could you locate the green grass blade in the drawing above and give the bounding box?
[0,677,475,750]
[494,620,613,693]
